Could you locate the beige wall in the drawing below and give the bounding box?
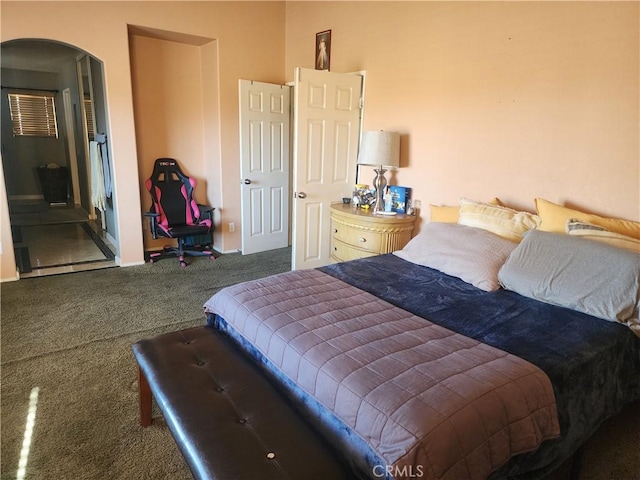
[1,1,286,280]
[1,1,638,280]
[130,34,208,250]
[286,1,640,224]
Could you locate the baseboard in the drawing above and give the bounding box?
[118,259,145,267]
[219,248,241,254]
[1,271,20,282]
[105,231,117,248]
[9,194,44,201]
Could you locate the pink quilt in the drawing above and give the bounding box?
[204,269,560,480]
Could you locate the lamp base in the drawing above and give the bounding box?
[372,167,388,213]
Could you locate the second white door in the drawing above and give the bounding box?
[292,68,364,270]
[239,80,291,255]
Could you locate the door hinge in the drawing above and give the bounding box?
[359,97,364,109]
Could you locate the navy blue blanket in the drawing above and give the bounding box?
[319,254,640,479]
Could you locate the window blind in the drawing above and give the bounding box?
[8,93,59,138]
[84,98,95,140]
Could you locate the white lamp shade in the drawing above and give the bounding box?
[356,131,400,168]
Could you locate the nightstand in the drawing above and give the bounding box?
[330,203,416,262]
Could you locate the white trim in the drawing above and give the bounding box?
[62,88,81,205]
[105,231,117,248]
[77,56,96,220]
[117,259,144,267]
[1,272,21,283]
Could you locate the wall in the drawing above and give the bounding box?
[1,68,69,198]
[286,2,640,223]
[1,1,287,280]
[2,1,637,280]
[0,153,13,278]
[130,34,208,250]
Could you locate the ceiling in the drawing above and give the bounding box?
[1,40,84,73]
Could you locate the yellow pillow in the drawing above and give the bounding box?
[458,198,540,242]
[536,198,640,240]
[430,198,501,223]
[429,205,460,223]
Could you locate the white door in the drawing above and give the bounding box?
[292,68,363,270]
[239,80,291,255]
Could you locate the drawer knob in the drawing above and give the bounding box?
[333,228,338,233]
[334,247,337,251]
[359,237,367,243]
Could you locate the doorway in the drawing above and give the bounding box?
[239,69,365,266]
[0,39,118,277]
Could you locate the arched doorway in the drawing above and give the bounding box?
[1,39,117,277]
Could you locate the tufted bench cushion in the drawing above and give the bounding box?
[133,326,355,480]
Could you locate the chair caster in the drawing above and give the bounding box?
[209,255,215,261]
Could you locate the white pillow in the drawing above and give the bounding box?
[566,219,640,252]
[394,222,517,291]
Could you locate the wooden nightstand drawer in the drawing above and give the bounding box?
[332,224,382,253]
[329,203,416,262]
[331,239,379,262]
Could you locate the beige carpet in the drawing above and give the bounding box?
[1,247,638,479]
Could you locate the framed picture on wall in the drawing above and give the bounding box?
[315,30,331,71]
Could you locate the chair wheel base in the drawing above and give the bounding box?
[147,247,216,267]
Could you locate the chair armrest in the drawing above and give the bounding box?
[143,212,160,239]
[197,205,215,221]
[198,204,215,213]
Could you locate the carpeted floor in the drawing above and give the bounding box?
[1,248,292,480]
[1,247,638,480]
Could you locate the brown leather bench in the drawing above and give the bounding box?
[133,326,356,480]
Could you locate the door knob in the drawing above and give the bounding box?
[296,192,307,199]
[243,179,251,185]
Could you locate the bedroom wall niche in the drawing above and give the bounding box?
[128,27,222,252]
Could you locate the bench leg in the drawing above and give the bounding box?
[138,366,153,427]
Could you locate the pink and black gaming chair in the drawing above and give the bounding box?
[144,158,215,266]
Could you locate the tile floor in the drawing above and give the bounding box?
[19,221,117,278]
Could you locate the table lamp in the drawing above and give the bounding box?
[356,131,400,213]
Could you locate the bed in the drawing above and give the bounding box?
[203,199,640,480]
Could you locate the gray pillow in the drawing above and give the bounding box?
[393,222,518,291]
[498,230,640,325]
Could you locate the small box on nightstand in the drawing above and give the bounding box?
[389,186,412,214]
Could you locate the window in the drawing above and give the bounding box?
[84,98,95,140]
[8,93,59,138]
